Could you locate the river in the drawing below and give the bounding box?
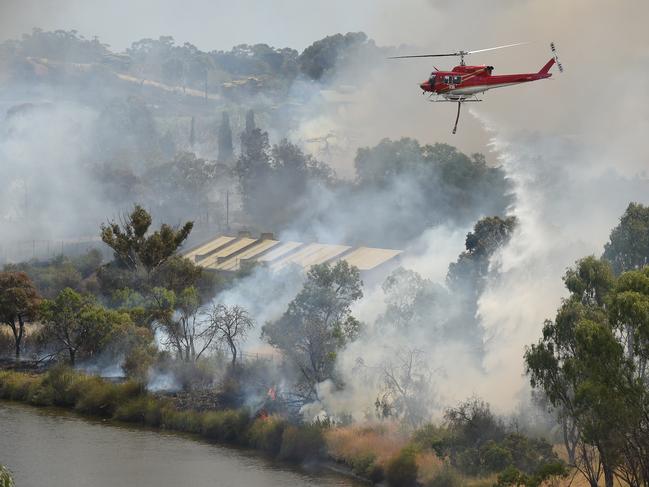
[0,401,364,487]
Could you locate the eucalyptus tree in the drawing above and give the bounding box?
[0,272,41,358]
[263,261,363,401]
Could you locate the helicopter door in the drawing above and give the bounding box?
[429,74,436,89]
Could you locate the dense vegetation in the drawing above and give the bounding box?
[0,368,566,487]
[526,202,649,487]
[0,29,382,96]
[2,26,649,487]
[1,28,511,248]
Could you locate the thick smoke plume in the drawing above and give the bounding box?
[283,0,649,418]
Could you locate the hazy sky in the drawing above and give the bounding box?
[3,0,645,171]
[0,0,432,52]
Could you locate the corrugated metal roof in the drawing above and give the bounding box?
[256,241,304,263]
[271,243,351,270]
[184,236,235,262]
[338,247,403,271]
[183,235,402,276]
[215,239,280,271]
[199,238,257,268]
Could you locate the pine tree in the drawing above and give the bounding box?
[217,112,234,162]
[189,116,195,150]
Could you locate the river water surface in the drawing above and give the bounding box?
[0,401,364,487]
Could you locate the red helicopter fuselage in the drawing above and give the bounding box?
[419,58,555,100]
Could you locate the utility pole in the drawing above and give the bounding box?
[204,73,208,102]
[226,190,230,230]
[189,116,195,150]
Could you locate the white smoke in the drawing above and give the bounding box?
[3,0,649,423]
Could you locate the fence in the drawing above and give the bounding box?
[0,238,112,265]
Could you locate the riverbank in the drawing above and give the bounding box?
[0,368,324,457]
[0,368,397,484]
[0,368,565,487]
[0,400,364,487]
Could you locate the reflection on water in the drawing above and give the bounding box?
[0,401,362,487]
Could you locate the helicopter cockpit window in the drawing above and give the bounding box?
[453,75,462,84]
[429,74,436,86]
[443,75,450,83]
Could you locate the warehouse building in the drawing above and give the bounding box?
[182,232,402,283]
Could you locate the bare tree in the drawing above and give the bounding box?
[153,287,217,362]
[209,304,254,367]
[374,347,435,428]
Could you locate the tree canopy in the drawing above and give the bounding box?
[100,205,193,274]
[0,272,41,358]
[603,202,649,274]
[263,261,363,401]
[40,288,134,365]
[525,256,649,487]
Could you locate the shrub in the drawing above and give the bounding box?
[74,378,120,416]
[349,451,384,483]
[386,447,418,487]
[114,396,148,422]
[122,343,156,381]
[161,407,203,434]
[41,365,85,406]
[413,423,451,457]
[415,451,446,485]
[456,448,481,475]
[279,424,326,462]
[27,378,54,406]
[114,395,163,426]
[248,416,287,455]
[325,423,404,481]
[0,372,37,401]
[500,433,557,474]
[495,462,568,487]
[481,440,513,473]
[201,409,250,443]
[0,465,15,487]
[74,378,142,417]
[426,466,462,487]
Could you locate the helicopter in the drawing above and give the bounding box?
[389,42,563,134]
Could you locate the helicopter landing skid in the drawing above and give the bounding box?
[426,96,482,134]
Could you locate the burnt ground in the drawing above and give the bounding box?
[154,390,224,412]
[0,358,50,373]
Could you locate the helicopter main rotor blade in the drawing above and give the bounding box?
[466,42,528,54]
[388,42,527,60]
[388,53,459,59]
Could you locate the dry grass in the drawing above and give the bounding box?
[325,422,408,467]
[415,451,446,484]
[550,444,630,486]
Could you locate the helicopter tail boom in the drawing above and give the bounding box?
[538,58,555,75]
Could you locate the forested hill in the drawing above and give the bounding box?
[0,28,512,254]
[0,29,384,105]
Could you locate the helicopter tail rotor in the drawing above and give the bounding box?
[550,42,564,73]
